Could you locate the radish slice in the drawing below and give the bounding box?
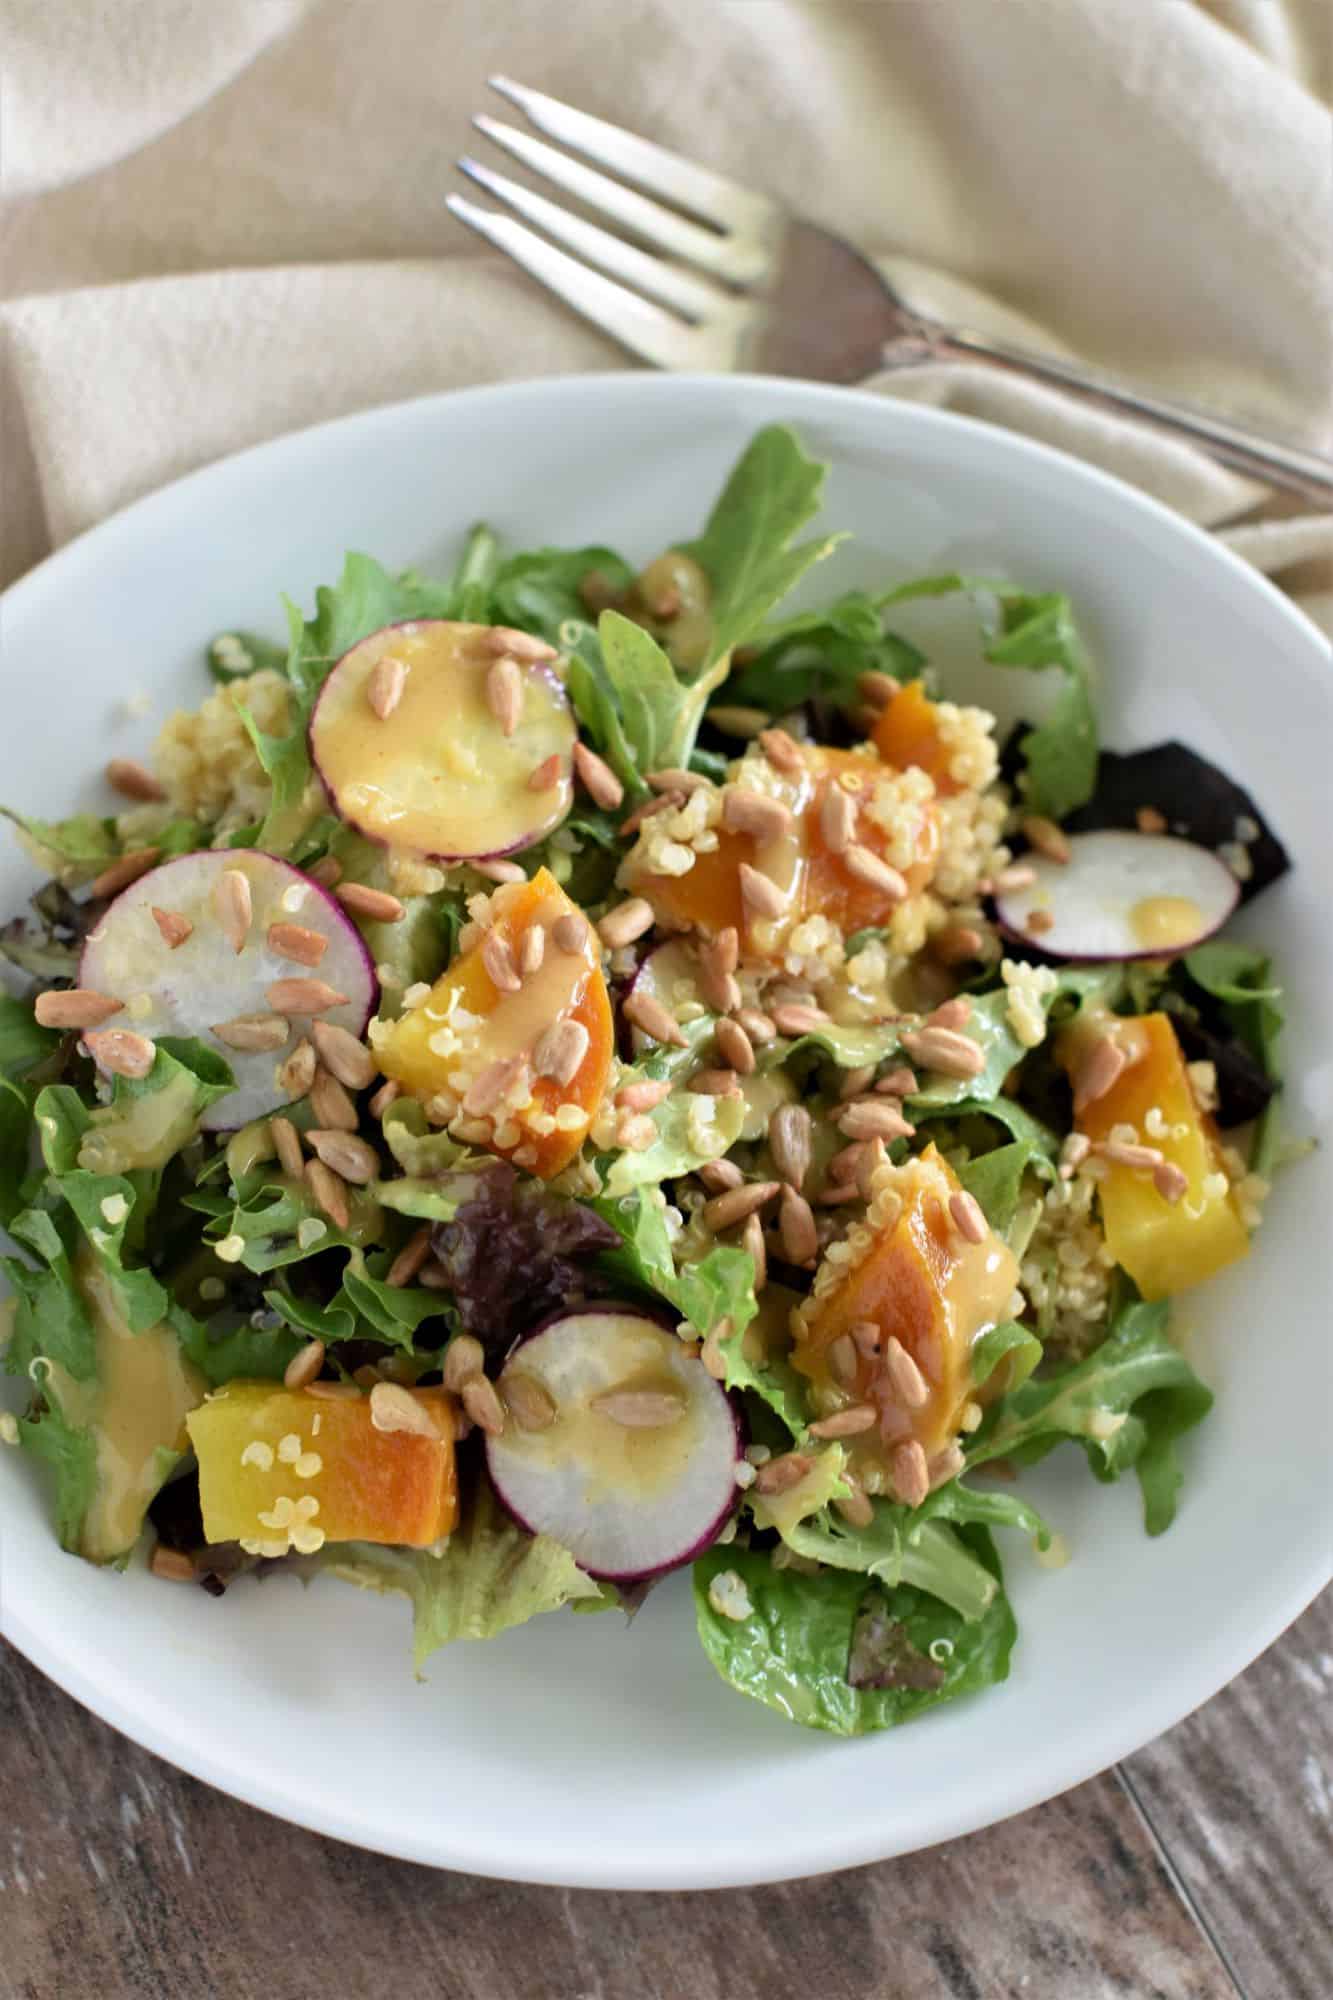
[309,620,575,860]
[995,829,1240,961]
[80,850,377,1129]
[487,1306,740,1579]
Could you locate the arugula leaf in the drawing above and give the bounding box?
[324,1477,601,1673]
[969,1290,1212,1534]
[72,1039,233,1178]
[0,808,121,886]
[0,1078,33,1226]
[724,597,925,716]
[877,575,1098,819]
[446,523,501,623]
[693,1527,1015,1735]
[1181,942,1285,1173]
[339,1249,450,1349]
[489,544,634,642]
[959,1141,1043,1235]
[970,1319,1044,1394]
[682,426,840,660]
[199,1172,370,1273]
[262,1283,357,1346]
[598,611,733,783]
[176,1307,302,1385]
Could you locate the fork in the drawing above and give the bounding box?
[448,76,1333,504]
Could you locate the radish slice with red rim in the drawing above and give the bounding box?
[994,829,1240,961]
[79,849,377,1129]
[309,619,575,860]
[486,1305,741,1580]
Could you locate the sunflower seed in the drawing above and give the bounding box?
[819,784,857,853]
[598,898,655,949]
[481,929,522,993]
[461,1375,506,1437]
[503,1371,557,1432]
[472,858,526,884]
[591,1388,686,1428]
[834,1475,875,1528]
[699,1158,744,1192]
[890,1439,930,1507]
[1153,1160,1189,1203]
[278,1038,317,1099]
[778,1184,818,1265]
[367,655,408,719]
[1073,1035,1129,1111]
[150,906,193,949]
[926,996,972,1031]
[267,978,350,1016]
[269,1116,305,1178]
[485,656,524,736]
[857,670,901,709]
[899,1026,986,1079]
[33,989,123,1030]
[464,1054,529,1115]
[1021,816,1071,864]
[89,847,160,900]
[442,1335,486,1392]
[837,1099,915,1142]
[754,1451,811,1495]
[572,741,624,809]
[106,757,166,802]
[304,1159,349,1229]
[883,1335,929,1407]
[931,923,984,966]
[843,845,908,899]
[828,1334,859,1387]
[928,1444,966,1490]
[949,1190,988,1243]
[283,1339,326,1391]
[370,1381,441,1439]
[267,922,329,967]
[215,868,253,954]
[645,767,712,796]
[533,1017,590,1086]
[703,1181,780,1231]
[84,1028,155,1078]
[809,1404,878,1438]
[757,728,805,774]
[310,1019,376,1090]
[706,704,769,738]
[687,1068,741,1096]
[617,1077,673,1113]
[874,1066,919,1097]
[769,1002,830,1036]
[714,1016,755,1075]
[552,912,590,955]
[310,1067,359,1132]
[722,788,792,840]
[528,753,563,792]
[386,1226,433,1287]
[741,1210,767,1291]
[733,1007,776,1044]
[768,1103,812,1189]
[368,1078,401,1119]
[337,882,406,924]
[623,988,687,1047]
[305,1129,379,1183]
[519,924,546,976]
[738,863,789,919]
[482,625,558,663]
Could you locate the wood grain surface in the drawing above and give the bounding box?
[1,1589,1327,2000]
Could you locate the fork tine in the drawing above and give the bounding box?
[457,157,732,322]
[445,194,709,371]
[473,115,765,285]
[488,75,777,237]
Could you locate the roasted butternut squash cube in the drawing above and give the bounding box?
[872,679,966,795]
[792,1147,1018,1488]
[187,1380,458,1552]
[373,866,613,1178]
[1067,1012,1249,1300]
[633,746,937,954]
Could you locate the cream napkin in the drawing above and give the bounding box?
[2,0,1331,630]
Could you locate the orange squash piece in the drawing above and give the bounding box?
[792,1147,1018,1483]
[636,746,938,951]
[187,1381,458,1551]
[375,867,613,1178]
[1065,1012,1249,1301]
[872,679,966,796]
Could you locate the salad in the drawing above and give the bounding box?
[0,426,1292,1736]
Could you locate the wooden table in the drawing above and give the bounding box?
[1,1590,1327,2000]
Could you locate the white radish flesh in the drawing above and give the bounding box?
[80,850,377,1129]
[487,1307,740,1579]
[994,830,1240,961]
[309,620,575,860]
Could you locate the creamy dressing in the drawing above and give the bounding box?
[312,621,574,857]
[46,1257,205,1562]
[1129,894,1205,951]
[498,1327,705,1507]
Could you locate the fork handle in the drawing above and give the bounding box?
[885,318,1333,504]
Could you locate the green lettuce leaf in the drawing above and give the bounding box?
[324,1478,602,1673]
[969,1290,1212,1533]
[693,1527,1015,1735]
[489,543,634,642]
[206,629,289,683]
[601,1084,746,1197]
[1182,941,1284,1173]
[16,1405,99,1552]
[176,1308,302,1385]
[724,593,925,717]
[0,996,61,1082]
[73,1038,233,1178]
[0,808,120,885]
[597,610,733,784]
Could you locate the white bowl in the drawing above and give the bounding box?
[2,376,1329,1888]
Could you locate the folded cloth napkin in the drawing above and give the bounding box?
[2,0,1330,630]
